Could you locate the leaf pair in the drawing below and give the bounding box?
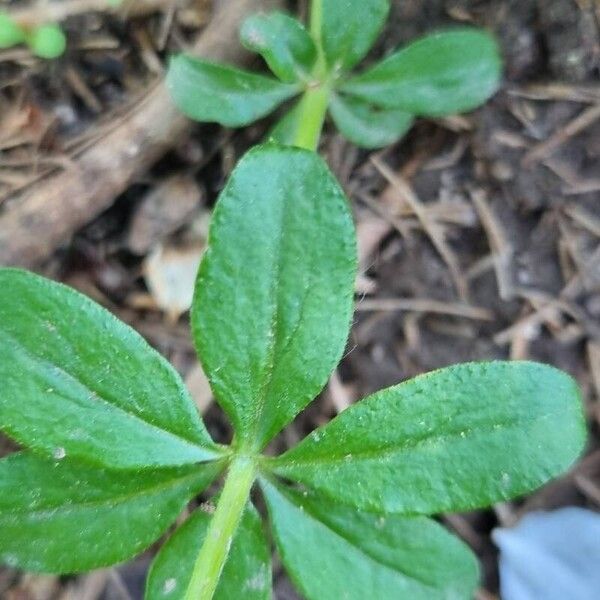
[0,145,587,600]
[167,1,501,148]
[0,268,227,574]
[148,476,480,600]
[0,13,66,59]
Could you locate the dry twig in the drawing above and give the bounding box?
[9,0,195,26]
[0,0,280,267]
[371,156,470,300]
[523,103,600,166]
[469,188,515,300]
[356,297,493,321]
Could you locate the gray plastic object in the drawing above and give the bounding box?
[493,507,600,600]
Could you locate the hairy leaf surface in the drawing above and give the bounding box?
[329,93,414,148]
[271,362,586,513]
[0,269,219,469]
[320,0,389,71]
[241,12,316,83]
[167,56,299,126]
[146,502,271,600]
[0,453,222,573]
[262,479,479,600]
[342,29,501,116]
[192,145,356,450]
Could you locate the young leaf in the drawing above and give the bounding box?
[0,453,222,573]
[146,502,271,600]
[192,145,356,450]
[166,56,299,127]
[341,29,502,116]
[0,13,25,48]
[329,93,414,149]
[0,268,220,469]
[262,479,479,600]
[241,12,317,83]
[319,0,390,71]
[27,23,67,59]
[269,362,586,514]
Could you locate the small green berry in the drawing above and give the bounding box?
[27,23,66,59]
[0,13,25,48]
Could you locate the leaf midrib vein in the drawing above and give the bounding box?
[249,185,316,447]
[275,413,553,469]
[0,467,214,519]
[0,328,216,460]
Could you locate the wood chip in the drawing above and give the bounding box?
[185,364,213,414]
[143,240,204,321]
[326,370,356,414]
[127,174,204,254]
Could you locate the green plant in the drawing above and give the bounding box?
[167,0,501,149]
[0,2,588,599]
[0,12,66,58]
[0,144,587,599]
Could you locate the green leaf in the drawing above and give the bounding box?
[341,29,502,116]
[0,268,220,469]
[166,55,299,127]
[0,13,25,48]
[270,362,586,514]
[146,501,271,600]
[319,0,390,71]
[192,145,356,450]
[329,93,414,149]
[27,24,66,59]
[262,479,479,600]
[0,453,222,573]
[267,102,301,145]
[241,12,316,83]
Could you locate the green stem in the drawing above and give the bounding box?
[309,0,323,43]
[185,3,328,596]
[184,457,256,600]
[293,84,331,151]
[293,0,330,151]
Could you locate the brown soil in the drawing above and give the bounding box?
[1,0,599,598]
